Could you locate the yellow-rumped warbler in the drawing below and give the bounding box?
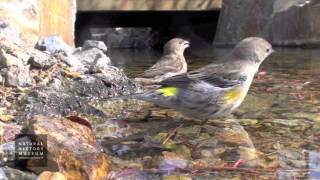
[130,37,274,123]
[134,38,189,87]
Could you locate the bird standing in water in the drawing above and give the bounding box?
[130,37,274,123]
[134,38,190,88]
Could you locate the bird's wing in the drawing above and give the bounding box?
[160,63,247,89]
[141,54,184,78]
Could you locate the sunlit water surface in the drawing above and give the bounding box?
[104,48,320,180]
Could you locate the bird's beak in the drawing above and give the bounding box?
[184,41,190,48]
[271,49,276,54]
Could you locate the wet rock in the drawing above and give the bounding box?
[163,175,192,180]
[176,125,201,139]
[217,122,254,146]
[25,115,111,180]
[96,99,149,122]
[35,35,72,54]
[282,112,320,122]
[82,40,107,53]
[266,119,310,128]
[2,65,32,87]
[94,120,133,139]
[28,51,57,69]
[39,171,67,180]
[71,47,111,72]
[238,119,259,126]
[174,145,192,160]
[2,166,37,180]
[214,0,320,46]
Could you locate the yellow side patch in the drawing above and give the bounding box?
[223,87,245,104]
[158,87,178,97]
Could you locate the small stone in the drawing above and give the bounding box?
[3,65,32,87]
[174,145,191,159]
[238,119,258,126]
[83,40,107,53]
[219,125,254,146]
[239,146,260,161]
[35,35,72,54]
[176,125,201,139]
[28,51,57,69]
[163,175,192,180]
[200,150,213,158]
[39,171,67,180]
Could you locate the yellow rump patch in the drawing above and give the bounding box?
[158,87,178,97]
[223,87,246,104]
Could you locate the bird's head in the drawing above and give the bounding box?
[231,37,274,64]
[163,38,190,55]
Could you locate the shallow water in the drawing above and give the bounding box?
[104,47,320,179]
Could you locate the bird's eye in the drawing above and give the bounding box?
[179,42,183,44]
[266,48,270,52]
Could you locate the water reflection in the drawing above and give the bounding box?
[102,47,320,179]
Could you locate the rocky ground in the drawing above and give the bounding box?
[0,36,146,179]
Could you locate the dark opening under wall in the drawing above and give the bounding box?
[75,10,220,49]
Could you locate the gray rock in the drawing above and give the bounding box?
[83,40,107,52]
[3,65,32,87]
[214,0,320,46]
[35,35,72,54]
[72,47,111,72]
[28,51,58,69]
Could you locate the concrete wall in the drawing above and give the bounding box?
[0,0,76,47]
[77,0,222,11]
[214,0,320,46]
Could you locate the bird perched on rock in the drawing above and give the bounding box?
[134,38,190,88]
[129,37,274,123]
